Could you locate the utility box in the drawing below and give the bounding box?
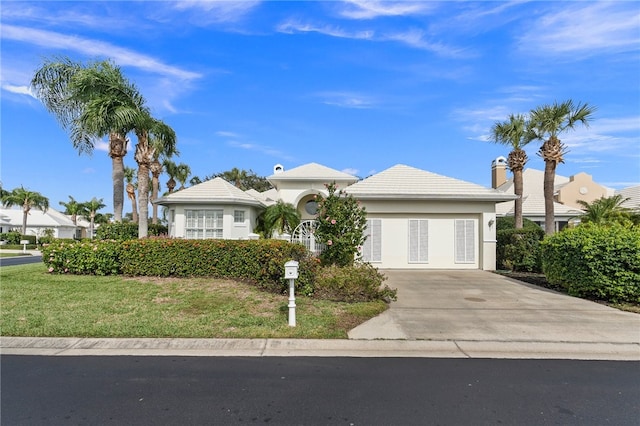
[284,260,299,279]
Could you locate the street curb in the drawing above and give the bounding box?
[2,337,639,360]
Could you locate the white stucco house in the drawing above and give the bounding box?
[155,163,515,270]
[0,207,90,239]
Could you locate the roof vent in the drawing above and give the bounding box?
[274,164,284,174]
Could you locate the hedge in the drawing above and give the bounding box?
[42,239,317,295]
[541,224,640,303]
[95,222,168,240]
[496,227,544,272]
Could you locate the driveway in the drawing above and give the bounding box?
[349,270,640,345]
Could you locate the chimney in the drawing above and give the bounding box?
[491,156,507,188]
[273,164,284,174]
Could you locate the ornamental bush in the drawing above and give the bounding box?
[42,240,123,275]
[541,224,640,303]
[95,222,168,240]
[315,182,367,267]
[313,263,397,302]
[496,228,544,272]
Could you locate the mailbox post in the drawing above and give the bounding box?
[284,260,299,327]
[20,240,29,254]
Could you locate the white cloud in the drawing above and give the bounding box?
[277,20,374,40]
[216,131,241,138]
[518,2,640,56]
[316,91,376,109]
[342,168,359,176]
[1,84,35,98]
[170,0,261,24]
[2,25,201,81]
[337,0,434,20]
[226,140,295,162]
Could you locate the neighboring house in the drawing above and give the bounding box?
[491,157,614,231]
[156,162,515,270]
[0,207,89,239]
[617,185,640,213]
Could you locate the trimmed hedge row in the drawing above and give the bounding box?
[95,222,168,240]
[42,239,316,295]
[541,224,640,303]
[496,228,544,272]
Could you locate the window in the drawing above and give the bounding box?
[361,219,382,263]
[408,219,428,263]
[455,219,475,263]
[305,200,318,215]
[185,209,223,239]
[234,210,245,224]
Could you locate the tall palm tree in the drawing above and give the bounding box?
[220,167,248,189]
[58,195,83,226]
[530,100,596,235]
[31,57,129,222]
[576,195,631,226]
[81,197,106,238]
[1,186,49,235]
[149,138,178,224]
[124,166,138,223]
[491,114,535,229]
[175,163,192,190]
[262,200,301,238]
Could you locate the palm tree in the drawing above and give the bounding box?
[124,166,138,223]
[530,100,596,235]
[31,57,129,222]
[175,163,192,190]
[262,200,301,238]
[149,138,178,224]
[163,160,179,194]
[491,114,535,229]
[189,176,202,186]
[58,196,83,226]
[576,195,631,225]
[1,186,50,235]
[220,167,248,189]
[81,197,106,238]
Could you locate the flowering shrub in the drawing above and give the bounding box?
[42,240,123,275]
[315,182,367,267]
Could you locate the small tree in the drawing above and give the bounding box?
[1,186,49,235]
[260,200,300,238]
[315,182,367,267]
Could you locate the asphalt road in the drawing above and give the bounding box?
[0,255,42,267]
[2,356,638,425]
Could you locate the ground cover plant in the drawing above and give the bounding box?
[0,264,387,338]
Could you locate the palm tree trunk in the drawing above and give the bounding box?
[543,159,556,235]
[126,183,138,223]
[109,133,127,222]
[513,169,524,229]
[21,207,28,235]
[137,165,150,238]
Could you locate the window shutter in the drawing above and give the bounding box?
[409,219,428,263]
[362,219,382,263]
[455,219,475,263]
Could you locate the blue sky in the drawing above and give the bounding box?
[2,0,639,215]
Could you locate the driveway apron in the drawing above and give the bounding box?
[348,270,640,344]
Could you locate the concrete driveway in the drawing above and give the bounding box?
[349,270,640,346]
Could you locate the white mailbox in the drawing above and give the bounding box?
[284,260,299,279]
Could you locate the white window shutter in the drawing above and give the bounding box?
[409,219,428,263]
[455,219,475,263]
[362,219,382,263]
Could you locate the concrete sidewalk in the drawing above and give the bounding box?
[2,270,639,360]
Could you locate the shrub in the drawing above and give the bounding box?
[1,231,22,244]
[315,182,367,267]
[496,227,544,272]
[496,216,540,232]
[119,239,316,294]
[95,222,169,240]
[541,224,640,303]
[313,263,396,302]
[42,240,123,275]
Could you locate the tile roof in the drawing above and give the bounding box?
[267,163,358,182]
[0,207,76,227]
[617,185,640,211]
[496,194,583,217]
[155,177,265,207]
[345,164,515,201]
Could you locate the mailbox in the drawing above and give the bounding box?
[284,260,299,279]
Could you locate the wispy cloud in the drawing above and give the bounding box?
[277,20,462,56]
[518,2,640,56]
[216,131,242,138]
[336,0,434,20]
[277,20,374,40]
[2,25,202,81]
[316,91,376,109]
[1,84,35,97]
[342,167,359,176]
[223,135,295,162]
[171,0,261,24]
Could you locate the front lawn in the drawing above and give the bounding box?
[0,264,387,338]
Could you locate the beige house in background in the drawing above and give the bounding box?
[156,162,515,271]
[491,156,615,230]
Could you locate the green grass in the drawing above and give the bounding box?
[0,264,387,338]
[0,252,31,258]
